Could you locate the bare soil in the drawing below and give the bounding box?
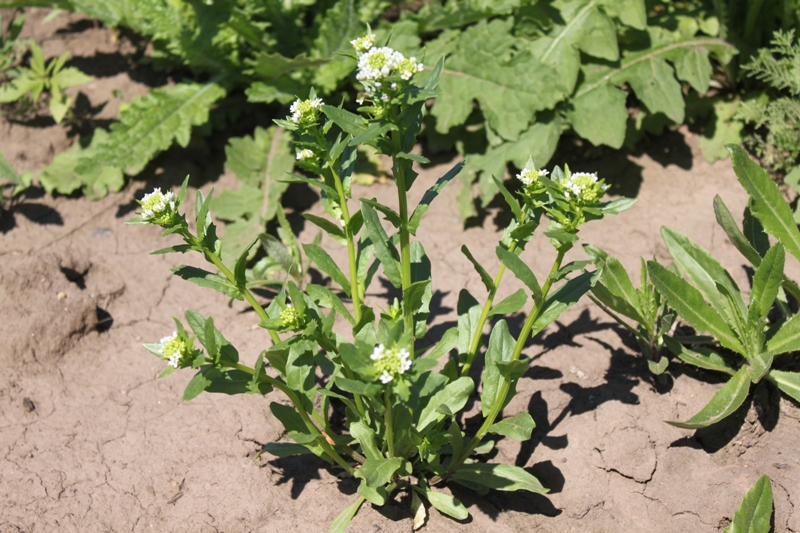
[1,9,799,533]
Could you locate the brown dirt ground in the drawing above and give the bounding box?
[1,9,799,533]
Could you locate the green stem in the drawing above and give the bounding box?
[391,130,415,341]
[231,362,355,474]
[328,163,364,324]
[384,387,395,457]
[435,246,569,483]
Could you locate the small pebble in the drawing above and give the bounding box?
[91,227,113,238]
[22,398,35,412]
[57,292,67,300]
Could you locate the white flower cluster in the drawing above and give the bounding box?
[140,188,176,222]
[296,149,314,161]
[370,343,412,384]
[561,172,608,203]
[352,33,423,101]
[516,167,549,187]
[289,97,323,127]
[159,331,187,368]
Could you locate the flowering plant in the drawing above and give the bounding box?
[131,33,633,530]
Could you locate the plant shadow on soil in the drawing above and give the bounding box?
[0,186,64,234]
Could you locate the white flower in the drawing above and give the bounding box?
[289,98,324,127]
[158,331,190,368]
[516,167,549,188]
[371,344,412,384]
[139,188,177,223]
[560,172,607,204]
[351,33,376,55]
[296,149,315,161]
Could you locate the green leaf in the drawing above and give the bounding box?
[667,367,751,429]
[270,402,307,434]
[699,99,744,163]
[661,226,747,321]
[617,57,684,124]
[306,284,354,324]
[329,497,366,533]
[223,125,293,220]
[263,442,313,458]
[417,376,473,433]
[584,244,642,320]
[361,203,402,288]
[234,237,259,287]
[728,145,800,264]
[251,52,329,80]
[211,185,262,221]
[355,457,403,488]
[450,463,548,493]
[531,271,597,337]
[481,320,515,416]
[431,19,565,141]
[648,261,744,354]
[489,288,528,317]
[423,488,468,521]
[713,196,763,267]
[171,265,243,300]
[302,243,351,296]
[664,337,736,375]
[183,366,215,401]
[749,242,784,324]
[321,105,367,136]
[79,80,227,176]
[360,198,401,228]
[461,245,495,293]
[303,213,346,242]
[567,81,627,148]
[488,412,536,442]
[766,313,800,355]
[767,370,800,403]
[350,422,382,461]
[408,159,465,234]
[673,47,712,93]
[496,246,541,300]
[38,129,124,199]
[724,475,773,533]
[335,376,381,398]
[310,0,359,91]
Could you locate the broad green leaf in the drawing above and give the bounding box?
[450,463,548,493]
[667,367,751,429]
[361,203,402,288]
[488,412,535,441]
[481,320,515,416]
[423,488,468,521]
[223,125,293,220]
[78,80,227,176]
[425,327,458,360]
[713,196,763,267]
[408,159,465,234]
[431,18,565,141]
[183,366,217,401]
[584,244,640,312]
[648,261,744,354]
[767,370,800,403]
[661,226,747,321]
[724,475,773,533]
[602,0,646,30]
[749,242,784,324]
[699,99,744,163]
[171,266,243,300]
[355,457,403,488]
[672,47,712,93]
[211,185,262,221]
[616,56,684,123]
[251,52,329,80]
[306,284,354,324]
[302,243,351,296]
[496,246,541,300]
[728,145,800,263]
[321,105,367,136]
[489,288,528,317]
[329,496,366,533]
[417,376,473,432]
[567,81,627,149]
[38,129,124,199]
[270,402,308,434]
[461,245,495,293]
[310,0,359,91]
[357,479,387,506]
[350,421,382,461]
[766,313,800,355]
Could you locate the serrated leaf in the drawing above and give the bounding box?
[673,47,712,93]
[724,476,773,533]
[488,412,535,441]
[667,367,750,429]
[728,145,800,264]
[766,312,800,355]
[431,18,565,141]
[619,56,684,123]
[211,185,262,221]
[567,81,627,148]
[79,80,227,176]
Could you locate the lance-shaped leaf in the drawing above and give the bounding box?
[713,195,763,267]
[451,463,548,493]
[361,202,402,288]
[664,337,736,376]
[749,242,784,325]
[302,243,351,296]
[481,320,515,416]
[461,245,495,293]
[417,376,473,433]
[531,270,597,337]
[661,226,747,321]
[329,496,366,533]
[728,144,800,263]
[496,246,541,300]
[648,261,744,354]
[422,487,468,520]
[667,367,751,429]
[355,457,403,488]
[766,312,800,355]
[489,288,528,317]
[171,266,243,300]
[724,475,773,533]
[350,421,382,461]
[767,370,800,403]
[408,159,465,234]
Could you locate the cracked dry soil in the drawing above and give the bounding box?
[1,8,800,533]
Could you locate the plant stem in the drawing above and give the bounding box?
[328,163,364,324]
[434,246,569,483]
[391,131,415,341]
[231,362,355,474]
[384,387,395,457]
